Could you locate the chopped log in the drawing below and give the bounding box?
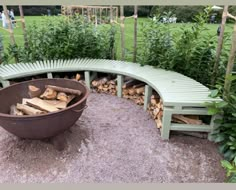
[40,88,57,100]
[184,115,200,120]
[26,97,60,112]
[122,79,140,89]
[151,98,158,105]
[16,103,45,115]
[45,85,82,96]
[128,88,136,95]
[67,95,76,104]
[28,85,41,98]
[151,94,160,99]
[153,108,160,117]
[133,83,145,89]
[75,73,81,81]
[10,105,24,115]
[155,119,162,129]
[157,110,163,120]
[172,114,203,125]
[108,79,116,85]
[122,89,129,95]
[45,100,67,109]
[57,92,68,102]
[136,86,145,95]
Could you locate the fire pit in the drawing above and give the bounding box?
[0,78,89,139]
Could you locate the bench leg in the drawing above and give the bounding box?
[47,72,53,79]
[84,71,91,90]
[208,114,222,141]
[117,75,124,98]
[90,72,97,82]
[144,85,152,110]
[1,80,10,88]
[161,108,172,140]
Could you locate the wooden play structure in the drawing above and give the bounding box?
[61,5,119,24]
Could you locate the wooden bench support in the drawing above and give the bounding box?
[117,75,124,98]
[84,71,91,90]
[144,85,152,110]
[90,72,97,82]
[1,80,10,88]
[208,114,222,141]
[84,71,97,90]
[161,107,173,140]
[47,72,53,79]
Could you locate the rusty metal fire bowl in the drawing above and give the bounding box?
[0,78,89,139]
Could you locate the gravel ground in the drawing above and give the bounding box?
[0,93,225,183]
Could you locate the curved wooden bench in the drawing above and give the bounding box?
[0,58,221,140]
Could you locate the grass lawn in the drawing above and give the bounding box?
[0,16,234,62]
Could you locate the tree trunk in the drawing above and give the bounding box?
[19,5,28,48]
[133,6,138,63]
[120,6,125,61]
[211,5,228,87]
[224,23,236,97]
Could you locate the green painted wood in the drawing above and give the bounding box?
[1,80,10,87]
[90,72,97,82]
[161,108,173,140]
[0,58,223,140]
[144,85,152,110]
[117,75,124,98]
[47,72,53,79]
[170,124,213,132]
[84,71,91,90]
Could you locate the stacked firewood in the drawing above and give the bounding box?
[10,84,82,116]
[91,76,117,95]
[122,79,145,105]
[147,94,163,129]
[148,93,204,129]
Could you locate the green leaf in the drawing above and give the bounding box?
[219,144,228,154]
[228,174,236,183]
[214,134,226,143]
[229,136,236,142]
[216,101,228,108]
[234,157,236,166]
[209,90,218,98]
[221,160,234,170]
[232,113,236,117]
[208,107,220,115]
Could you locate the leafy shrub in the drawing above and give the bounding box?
[138,7,228,87]
[206,76,236,182]
[6,15,117,63]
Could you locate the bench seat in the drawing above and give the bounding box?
[0,58,222,139]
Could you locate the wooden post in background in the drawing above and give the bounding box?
[133,5,138,63]
[120,6,125,61]
[116,7,118,22]
[3,5,18,63]
[224,23,236,97]
[0,34,3,64]
[95,8,98,27]
[19,5,28,48]
[87,7,90,22]
[110,5,113,23]
[3,5,16,46]
[100,8,102,23]
[212,6,228,86]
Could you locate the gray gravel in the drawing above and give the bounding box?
[0,93,225,183]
